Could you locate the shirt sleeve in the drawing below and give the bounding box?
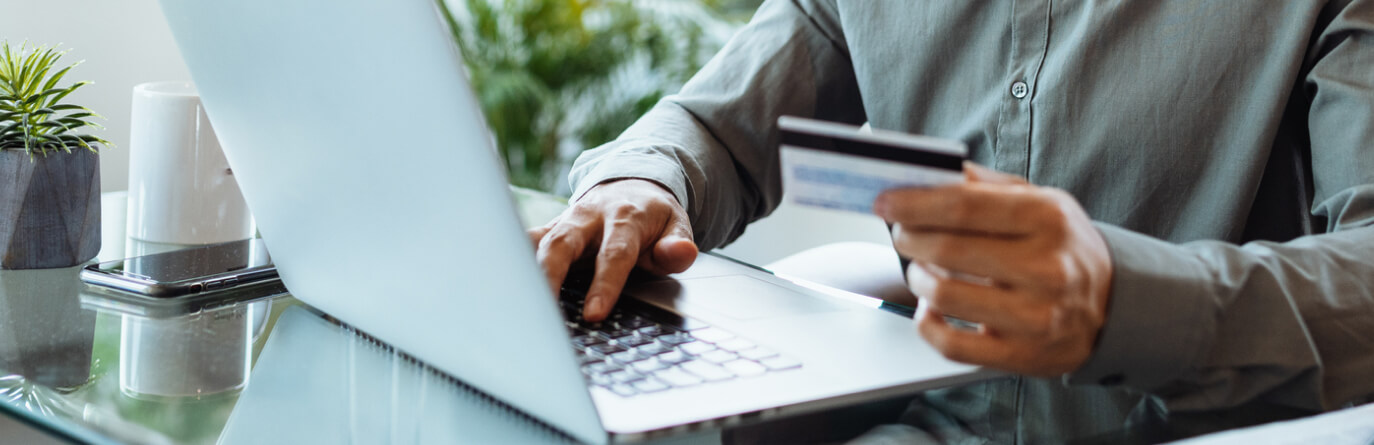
[567,0,866,250]
[1068,4,1374,412]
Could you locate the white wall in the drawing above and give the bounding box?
[1,0,191,193]
[716,198,895,266]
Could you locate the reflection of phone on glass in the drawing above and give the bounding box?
[81,239,278,297]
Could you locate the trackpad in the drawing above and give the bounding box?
[625,275,848,321]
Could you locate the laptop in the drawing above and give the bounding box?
[156,0,993,442]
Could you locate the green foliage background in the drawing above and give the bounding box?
[440,0,762,192]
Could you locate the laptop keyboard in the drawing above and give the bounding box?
[559,293,802,398]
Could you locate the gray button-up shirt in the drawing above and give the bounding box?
[570,1,1374,442]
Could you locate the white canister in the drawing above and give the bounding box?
[126,81,252,245]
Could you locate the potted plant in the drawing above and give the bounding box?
[0,41,109,269]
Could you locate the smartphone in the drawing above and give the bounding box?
[81,239,279,298]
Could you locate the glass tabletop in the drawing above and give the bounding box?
[0,187,577,444]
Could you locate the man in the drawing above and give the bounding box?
[530,1,1374,442]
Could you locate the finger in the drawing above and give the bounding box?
[536,222,595,299]
[890,225,1039,285]
[527,225,552,250]
[874,183,1051,235]
[918,309,1019,368]
[906,262,1042,335]
[638,216,698,275]
[583,222,644,322]
[963,162,1029,185]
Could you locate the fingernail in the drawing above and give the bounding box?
[585,296,602,318]
[906,263,934,297]
[872,195,888,216]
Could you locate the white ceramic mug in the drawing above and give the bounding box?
[126,81,252,245]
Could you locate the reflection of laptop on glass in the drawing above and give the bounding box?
[157,0,994,442]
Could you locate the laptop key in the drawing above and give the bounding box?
[641,325,674,337]
[653,368,704,387]
[609,350,643,365]
[583,361,623,375]
[678,341,715,356]
[691,328,734,344]
[723,359,768,378]
[680,361,734,382]
[613,335,654,348]
[716,338,756,352]
[632,378,670,394]
[614,317,652,330]
[570,335,607,349]
[656,350,691,365]
[633,342,671,357]
[657,332,695,346]
[737,347,779,361]
[608,384,638,397]
[760,356,802,371]
[590,373,616,387]
[587,343,627,355]
[632,358,669,374]
[610,370,646,384]
[700,349,738,364]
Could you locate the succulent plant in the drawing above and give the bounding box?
[0,41,110,159]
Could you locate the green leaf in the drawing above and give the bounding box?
[17,48,45,97]
[47,103,87,112]
[20,87,69,107]
[55,112,93,121]
[36,119,93,131]
[39,65,73,93]
[57,133,103,152]
[31,133,72,154]
[43,81,89,108]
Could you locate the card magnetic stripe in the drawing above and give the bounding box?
[779,130,964,171]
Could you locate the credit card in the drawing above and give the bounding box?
[778,116,967,214]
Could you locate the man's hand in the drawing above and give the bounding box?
[874,163,1113,377]
[529,179,698,322]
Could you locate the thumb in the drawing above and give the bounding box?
[963,161,1029,185]
[643,219,698,275]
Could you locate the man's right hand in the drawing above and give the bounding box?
[528,179,699,322]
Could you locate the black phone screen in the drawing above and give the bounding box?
[91,239,272,283]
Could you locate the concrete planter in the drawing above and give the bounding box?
[0,149,101,269]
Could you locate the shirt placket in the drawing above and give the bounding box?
[994,0,1052,179]
[994,3,1053,444]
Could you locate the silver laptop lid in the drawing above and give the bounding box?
[157,0,604,442]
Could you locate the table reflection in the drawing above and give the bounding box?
[218,306,571,444]
[0,266,97,390]
[119,302,267,400]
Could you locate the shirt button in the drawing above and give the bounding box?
[1010,81,1029,99]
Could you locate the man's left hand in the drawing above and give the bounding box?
[874,163,1113,378]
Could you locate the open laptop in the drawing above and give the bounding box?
[156,0,993,442]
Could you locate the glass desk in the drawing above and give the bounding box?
[6,188,1364,444]
[0,188,595,444]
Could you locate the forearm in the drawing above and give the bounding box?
[568,0,865,250]
[1069,221,1374,412]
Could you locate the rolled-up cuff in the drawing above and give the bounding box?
[1064,224,1217,391]
[569,150,692,210]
